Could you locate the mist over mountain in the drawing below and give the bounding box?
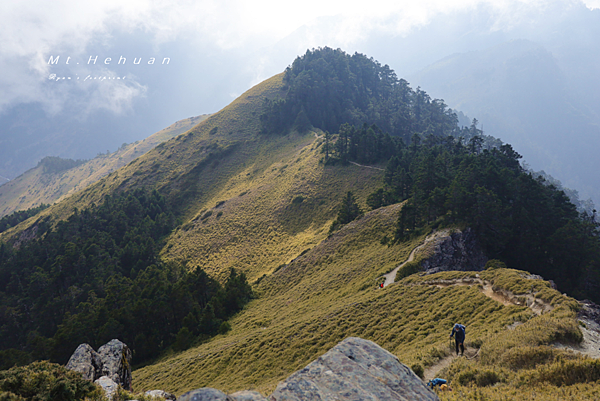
[2,0,599,206]
[264,1,600,202]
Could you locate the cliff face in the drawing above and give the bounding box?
[420,228,487,274]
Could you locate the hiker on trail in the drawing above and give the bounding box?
[450,323,466,356]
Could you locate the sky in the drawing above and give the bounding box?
[1,0,600,203]
[2,0,597,118]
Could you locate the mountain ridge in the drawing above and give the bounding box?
[0,115,208,218]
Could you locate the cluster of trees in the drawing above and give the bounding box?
[357,131,600,302]
[260,47,460,143]
[274,47,600,302]
[0,189,252,368]
[37,156,87,174]
[0,204,49,234]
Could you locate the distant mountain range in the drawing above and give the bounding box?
[0,115,207,217]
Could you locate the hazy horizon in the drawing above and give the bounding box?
[2,0,599,204]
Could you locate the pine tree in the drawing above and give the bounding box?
[329,191,363,233]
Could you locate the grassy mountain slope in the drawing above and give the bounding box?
[0,74,286,242]
[133,204,595,400]
[162,131,383,282]
[0,73,383,282]
[0,115,208,218]
[2,48,599,401]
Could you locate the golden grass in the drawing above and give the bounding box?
[131,205,588,398]
[3,71,598,400]
[0,74,287,241]
[0,115,207,219]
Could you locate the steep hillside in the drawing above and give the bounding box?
[0,114,208,218]
[2,48,600,401]
[134,205,597,400]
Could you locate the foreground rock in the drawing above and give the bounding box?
[270,337,438,401]
[95,376,119,401]
[146,389,177,400]
[66,339,132,390]
[178,388,267,401]
[178,337,437,401]
[66,343,102,381]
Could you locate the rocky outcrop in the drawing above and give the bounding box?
[420,228,487,274]
[146,389,177,400]
[177,337,436,401]
[580,300,600,327]
[270,337,438,401]
[98,339,133,391]
[66,343,102,381]
[178,388,267,401]
[65,339,132,391]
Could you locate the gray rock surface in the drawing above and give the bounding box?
[178,387,233,401]
[95,376,119,401]
[270,337,439,401]
[230,390,268,400]
[65,339,133,391]
[66,343,102,381]
[98,339,133,391]
[420,228,487,274]
[177,388,268,401]
[145,389,177,400]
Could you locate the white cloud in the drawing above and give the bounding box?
[0,0,593,116]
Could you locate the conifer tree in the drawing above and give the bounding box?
[330,191,363,233]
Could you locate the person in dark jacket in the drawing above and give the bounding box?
[450,323,466,356]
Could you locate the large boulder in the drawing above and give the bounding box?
[95,376,119,401]
[98,339,133,391]
[65,343,102,382]
[270,337,439,401]
[66,339,133,391]
[420,228,487,274]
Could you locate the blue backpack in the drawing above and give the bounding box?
[427,378,447,388]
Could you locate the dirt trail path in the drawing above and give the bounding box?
[348,161,385,171]
[419,279,599,382]
[383,230,451,287]
[423,346,480,381]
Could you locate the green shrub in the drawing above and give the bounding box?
[173,327,195,352]
[411,363,424,380]
[0,361,103,401]
[219,322,231,335]
[395,261,421,281]
[456,368,503,387]
[528,358,600,386]
[485,259,507,270]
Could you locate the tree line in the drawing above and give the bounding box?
[330,123,600,302]
[260,47,460,143]
[0,189,252,369]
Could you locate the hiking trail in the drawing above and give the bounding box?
[423,346,480,381]
[382,229,451,287]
